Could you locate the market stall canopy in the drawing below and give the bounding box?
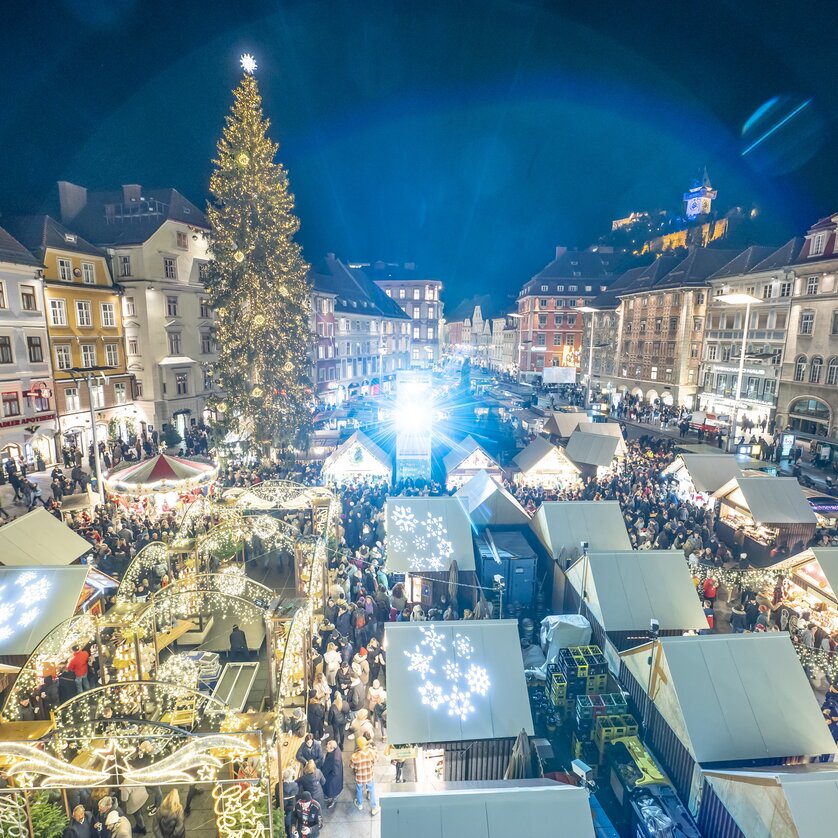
[564,431,622,468]
[531,501,631,564]
[380,781,595,838]
[703,766,838,838]
[712,477,817,525]
[385,620,533,744]
[104,454,218,493]
[321,429,391,481]
[0,566,89,656]
[566,551,707,633]
[0,507,93,566]
[443,436,502,476]
[663,454,743,494]
[781,548,838,603]
[513,436,580,476]
[385,496,475,572]
[541,411,584,438]
[620,634,836,763]
[456,471,529,527]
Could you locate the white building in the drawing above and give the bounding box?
[57,182,215,438]
[0,226,57,467]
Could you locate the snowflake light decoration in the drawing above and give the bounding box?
[404,646,435,678]
[392,505,418,532]
[418,680,445,709]
[453,633,474,658]
[465,664,491,696]
[447,687,475,720]
[438,539,454,559]
[17,608,39,628]
[443,661,461,682]
[389,536,405,553]
[424,513,445,538]
[0,626,12,641]
[15,572,36,588]
[0,603,14,624]
[419,625,446,654]
[20,581,50,604]
[424,555,444,572]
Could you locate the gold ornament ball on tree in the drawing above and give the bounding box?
[233,250,245,263]
[237,152,250,167]
[217,402,228,413]
[253,314,266,327]
[283,361,294,372]
[251,386,264,398]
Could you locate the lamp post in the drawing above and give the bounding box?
[717,294,762,453]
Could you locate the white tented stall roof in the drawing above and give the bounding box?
[703,767,838,838]
[564,432,622,467]
[541,411,584,438]
[456,470,529,527]
[0,566,89,656]
[566,551,707,633]
[713,477,817,525]
[531,501,631,563]
[321,429,391,478]
[620,634,836,763]
[443,436,500,474]
[0,507,93,566]
[385,620,533,744]
[385,496,475,572]
[663,454,743,493]
[787,549,838,601]
[512,436,579,475]
[381,782,594,838]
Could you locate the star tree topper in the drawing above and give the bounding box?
[240,53,257,75]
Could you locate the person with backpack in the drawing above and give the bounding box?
[292,790,323,837]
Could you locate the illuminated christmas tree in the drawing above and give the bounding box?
[204,55,312,450]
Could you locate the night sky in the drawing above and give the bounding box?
[1,0,835,306]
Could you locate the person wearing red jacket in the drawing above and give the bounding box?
[67,645,90,694]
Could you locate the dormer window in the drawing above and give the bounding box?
[63,233,77,244]
[810,232,827,257]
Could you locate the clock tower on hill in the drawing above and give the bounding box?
[683,167,717,220]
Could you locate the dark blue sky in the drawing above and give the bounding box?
[0,0,834,306]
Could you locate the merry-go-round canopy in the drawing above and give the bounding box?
[104,454,218,494]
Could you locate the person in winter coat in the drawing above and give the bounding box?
[335,661,353,697]
[307,696,326,741]
[349,708,375,742]
[105,811,132,838]
[63,806,94,838]
[120,782,149,834]
[348,677,367,713]
[298,760,327,808]
[321,740,344,808]
[328,693,348,749]
[152,790,185,838]
[323,643,341,688]
[296,734,324,769]
[276,768,298,838]
[352,650,370,685]
[292,791,323,838]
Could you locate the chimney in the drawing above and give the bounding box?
[57,181,87,224]
[122,184,142,204]
[555,246,567,259]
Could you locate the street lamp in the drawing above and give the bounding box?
[717,293,762,452]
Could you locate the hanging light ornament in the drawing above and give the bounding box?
[253,314,266,327]
[233,251,245,263]
[237,152,250,167]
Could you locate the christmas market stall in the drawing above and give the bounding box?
[618,634,836,816]
[698,765,838,838]
[455,470,530,529]
[662,454,743,506]
[104,453,218,514]
[385,620,534,782]
[385,496,476,608]
[541,409,585,441]
[443,435,505,490]
[564,431,623,479]
[563,551,708,657]
[712,476,817,566]
[512,435,580,490]
[320,429,391,485]
[381,781,597,838]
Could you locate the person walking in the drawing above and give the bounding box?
[228,624,249,662]
[67,645,90,694]
[152,790,185,838]
[321,740,343,809]
[297,760,327,810]
[328,693,348,749]
[350,736,379,815]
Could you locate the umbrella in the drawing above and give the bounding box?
[448,559,459,604]
[504,728,536,780]
[472,589,490,620]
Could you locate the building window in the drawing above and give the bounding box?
[26,336,43,363]
[568,299,577,308]
[806,276,820,295]
[412,326,421,340]
[2,392,21,417]
[810,232,827,257]
[81,344,96,367]
[49,299,67,326]
[58,258,73,281]
[81,262,95,284]
[384,288,391,297]
[54,344,72,370]
[762,284,774,299]
[695,292,705,304]
[164,257,178,280]
[75,300,92,327]
[565,334,575,346]
[89,383,104,409]
[425,286,434,300]
[426,327,434,340]
[553,334,562,346]
[827,358,838,386]
[101,303,116,327]
[201,332,213,354]
[114,382,127,405]
[125,296,136,316]
[794,355,807,382]
[799,311,815,335]
[168,332,182,355]
[398,289,405,299]
[166,296,179,316]
[175,373,188,395]
[200,299,211,318]
[693,318,703,331]
[780,281,792,298]
[20,285,37,311]
[0,336,13,365]
[119,255,131,277]
[413,288,420,300]
[64,387,80,412]
[650,366,658,380]
[541,285,548,292]
[669,317,678,331]
[412,306,420,318]
[810,356,824,384]
[203,369,213,391]
[176,231,188,249]
[567,314,576,326]
[134,380,143,399]
[707,344,718,361]
[127,337,139,355]
[105,344,119,366]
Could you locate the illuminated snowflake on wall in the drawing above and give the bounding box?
[388,501,460,572]
[402,627,490,724]
[0,572,51,646]
[392,505,418,532]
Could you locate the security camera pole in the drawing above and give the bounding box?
[642,617,660,745]
[578,542,589,615]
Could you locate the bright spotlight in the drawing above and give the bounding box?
[395,399,432,433]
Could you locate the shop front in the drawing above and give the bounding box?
[0,411,58,471]
[772,549,838,640]
[512,435,581,490]
[662,454,743,507]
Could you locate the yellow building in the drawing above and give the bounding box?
[7,216,135,455]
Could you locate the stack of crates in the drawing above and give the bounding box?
[571,733,601,779]
[545,664,568,716]
[574,693,608,743]
[560,645,608,694]
[595,713,640,757]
